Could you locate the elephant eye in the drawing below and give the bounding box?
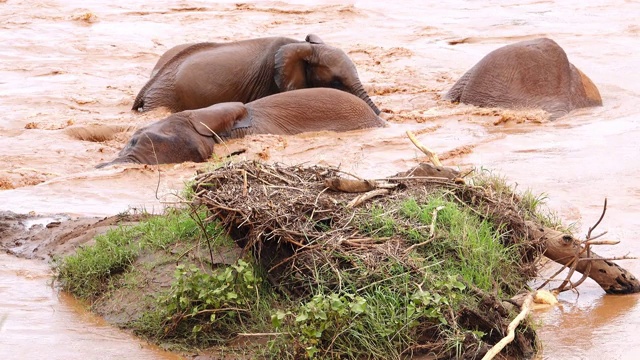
[330,79,344,89]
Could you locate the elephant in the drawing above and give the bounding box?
[131,34,381,115]
[444,38,602,119]
[98,88,386,167]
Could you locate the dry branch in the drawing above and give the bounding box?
[482,293,534,360]
[537,198,640,294]
[404,205,444,255]
[347,189,390,208]
[324,177,376,193]
[407,130,443,166]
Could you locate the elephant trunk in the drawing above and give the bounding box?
[352,84,381,115]
[95,156,139,169]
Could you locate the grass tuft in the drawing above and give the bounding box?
[55,207,230,301]
[55,226,138,299]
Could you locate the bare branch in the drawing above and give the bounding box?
[406,130,443,166]
[584,239,619,246]
[555,198,608,293]
[587,198,608,239]
[404,205,445,255]
[482,292,534,360]
[579,255,638,262]
[347,189,390,208]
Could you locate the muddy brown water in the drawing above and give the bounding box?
[1,0,639,359]
[0,253,182,360]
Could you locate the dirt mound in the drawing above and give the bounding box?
[191,160,543,358]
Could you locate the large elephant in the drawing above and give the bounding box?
[132,34,381,115]
[444,38,602,119]
[99,88,386,167]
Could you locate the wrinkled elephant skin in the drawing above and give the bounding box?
[99,88,386,167]
[445,38,602,119]
[132,35,381,115]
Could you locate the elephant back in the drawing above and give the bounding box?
[247,88,386,135]
[444,37,602,119]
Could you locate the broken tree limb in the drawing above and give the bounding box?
[324,178,398,193]
[405,133,469,185]
[528,221,640,294]
[325,177,377,193]
[347,189,390,208]
[407,130,443,166]
[482,292,534,360]
[393,163,461,182]
[554,200,607,293]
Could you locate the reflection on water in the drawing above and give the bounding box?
[535,284,640,360]
[0,254,182,360]
[1,0,640,358]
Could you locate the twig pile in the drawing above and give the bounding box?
[192,161,402,294]
[191,160,544,294]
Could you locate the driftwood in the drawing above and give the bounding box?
[406,131,640,295]
[192,160,540,358]
[407,130,443,166]
[530,222,640,294]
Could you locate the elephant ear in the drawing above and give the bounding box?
[305,34,324,44]
[188,103,248,137]
[274,43,314,91]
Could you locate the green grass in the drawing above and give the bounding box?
[55,204,277,352]
[55,225,139,299]
[360,193,523,295]
[55,207,230,300]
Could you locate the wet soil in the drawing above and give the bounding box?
[0,211,138,260]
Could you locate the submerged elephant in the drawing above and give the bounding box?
[99,88,386,167]
[132,34,381,115]
[444,38,602,119]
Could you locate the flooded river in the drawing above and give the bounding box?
[1,0,639,358]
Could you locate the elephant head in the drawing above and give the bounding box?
[274,34,381,115]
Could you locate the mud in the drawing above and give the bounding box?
[0,211,144,260]
[1,0,640,359]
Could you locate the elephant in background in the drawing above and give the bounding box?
[132,34,381,115]
[444,38,602,119]
[100,88,386,168]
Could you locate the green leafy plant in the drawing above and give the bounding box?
[158,259,261,339]
[271,275,467,359]
[272,292,367,358]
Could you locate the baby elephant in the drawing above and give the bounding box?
[445,38,602,119]
[132,34,380,115]
[98,88,386,167]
